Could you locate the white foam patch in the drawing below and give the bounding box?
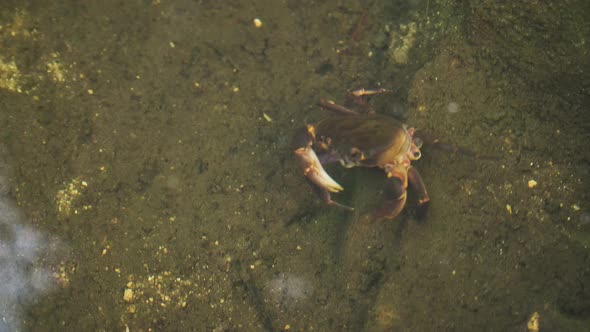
[0,174,62,332]
[447,101,460,113]
[267,272,314,309]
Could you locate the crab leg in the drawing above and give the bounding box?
[318,98,360,116]
[414,129,499,161]
[348,88,387,97]
[376,175,407,220]
[306,177,355,211]
[408,167,430,219]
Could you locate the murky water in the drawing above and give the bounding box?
[0,1,588,331]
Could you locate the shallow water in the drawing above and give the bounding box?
[0,1,589,331]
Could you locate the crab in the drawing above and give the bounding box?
[294,93,430,220]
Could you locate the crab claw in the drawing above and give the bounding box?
[294,146,343,193]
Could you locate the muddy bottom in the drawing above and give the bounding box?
[0,1,588,331]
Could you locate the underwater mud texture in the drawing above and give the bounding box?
[0,0,588,331]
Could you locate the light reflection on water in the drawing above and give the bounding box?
[0,175,61,332]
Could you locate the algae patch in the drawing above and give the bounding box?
[0,10,72,96]
[46,53,67,83]
[0,57,22,92]
[387,22,418,65]
[55,177,90,218]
